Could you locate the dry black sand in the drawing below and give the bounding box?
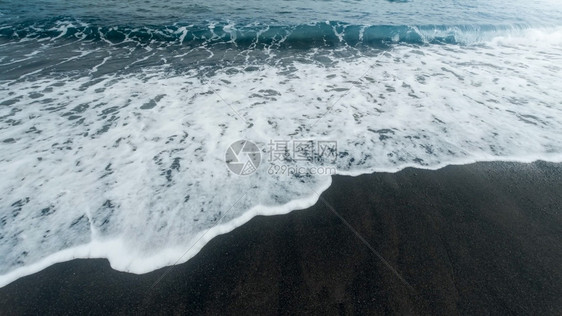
[0,161,561,315]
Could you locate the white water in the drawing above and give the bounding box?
[1,27,562,287]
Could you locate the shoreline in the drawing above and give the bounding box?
[1,161,561,314]
[2,155,559,290]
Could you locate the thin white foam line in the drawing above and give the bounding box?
[0,177,333,288]
[1,155,560,289]
[336,154,562,177]
[91,56,111,74]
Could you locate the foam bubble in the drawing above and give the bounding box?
[1,27,562,287]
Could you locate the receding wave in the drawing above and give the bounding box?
[0,21,561,288]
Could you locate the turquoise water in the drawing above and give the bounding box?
[3,0,562,25]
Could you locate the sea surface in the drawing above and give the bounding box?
[1,0,562,286]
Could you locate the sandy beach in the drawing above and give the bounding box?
[0,161,560,314]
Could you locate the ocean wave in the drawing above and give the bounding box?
[1,26,562,287]
[0,19,535,47]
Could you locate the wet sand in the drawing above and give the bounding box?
[1,161,561,315]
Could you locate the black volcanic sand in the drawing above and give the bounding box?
[1,161,561,315]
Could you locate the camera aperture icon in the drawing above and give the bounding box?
[225,140,261,176]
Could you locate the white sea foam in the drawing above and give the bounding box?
[1,27,562,287]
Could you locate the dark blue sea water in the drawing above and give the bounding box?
[1,0,562,286]
[2,0,562,76]
[3,0,562,26]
